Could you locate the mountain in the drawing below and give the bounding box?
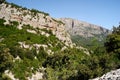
[60,18,111,49]
[0,2,89,80]
[0,1,118,80]
[0,2,73,47]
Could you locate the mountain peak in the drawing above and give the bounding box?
[59,18,110,38]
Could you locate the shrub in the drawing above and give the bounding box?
[0,18,6,25]
[0,0,6,4]
[0,46,13,78]
[31,8,49,16]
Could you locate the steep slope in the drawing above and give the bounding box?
[60,18,111,49]
[0,18,69,80]
[0,2,89,80]
[0,2,72,47]
[0,1,118,80]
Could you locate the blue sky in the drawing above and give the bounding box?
[6,0,120,30]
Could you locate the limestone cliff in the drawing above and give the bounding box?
[0,3,72,47]
[60,18,110,38]
[59,18,111,48]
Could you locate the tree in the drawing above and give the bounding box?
[0,0,5,4]
[105,25,120,55]
[0,19,6,25]
[0,46,13,79]
[112,25,120,34]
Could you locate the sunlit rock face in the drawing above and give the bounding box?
[0,3,73,47]
[60,18,110,38]
[91,69,120,80]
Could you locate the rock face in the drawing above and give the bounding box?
[0,3,72,46]
[60,18,110,38]
[91,69,120,80]
[59,18,111,47]
[0,3,110,47]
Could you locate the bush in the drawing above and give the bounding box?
[0,18,6,25]
[0,46,13,78]
[31,8,49,16]
[0,0,6,4]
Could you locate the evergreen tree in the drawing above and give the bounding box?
[105,24,120,56]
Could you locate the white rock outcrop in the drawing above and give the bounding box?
[91,69,120,80]
[0,3,73,47]
[27,72,43,80]
[4,70,19,80]
[59,18,110,38]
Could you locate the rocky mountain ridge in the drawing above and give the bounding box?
[0,2,92,80]
[0,2,75,80]
[0,2,111,48]
[59,18,111,48]
[60,18,110,38]
[0,1,118,80]
[0,3,72,47]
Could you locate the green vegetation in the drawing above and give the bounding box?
[0,45,13,79]
[43,24,120,80]
[71,35,106,51]
[0,16,120,80]
[0,18,58,79]
[0,0,5,4]
[52,18,65,25]
[4,1,49,17]
[0,18,70,79]
[105,25,120,59]
[43,47,118,80]
[31,8,49,16]
[10,3,22,8]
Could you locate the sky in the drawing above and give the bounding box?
[6,0,120,30]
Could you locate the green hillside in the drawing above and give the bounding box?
[0,17,120,80]
[0,1,120,80]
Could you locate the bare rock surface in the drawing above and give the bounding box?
[59,18,110,38]
[91,69,120,80]
[0,3,72,46]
